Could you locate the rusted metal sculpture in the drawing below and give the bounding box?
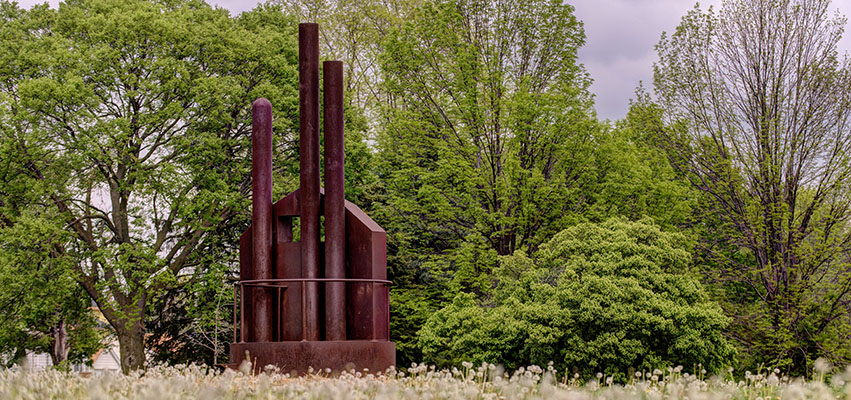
[229,23,394,375]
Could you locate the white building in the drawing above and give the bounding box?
[16,340,121,375]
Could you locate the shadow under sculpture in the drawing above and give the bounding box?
[229,23,394,375]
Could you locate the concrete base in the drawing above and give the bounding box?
[229,341,395,375]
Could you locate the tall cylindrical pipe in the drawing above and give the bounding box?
[323,61,346,341]
[298,23,321,341]
[251,98,275,342]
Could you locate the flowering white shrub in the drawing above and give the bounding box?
[1,361,850,399]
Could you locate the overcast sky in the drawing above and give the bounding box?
[14,0,851,120]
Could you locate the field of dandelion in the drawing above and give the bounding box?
[2,362,851,400]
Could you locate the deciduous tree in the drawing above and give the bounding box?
[374,0,598,364]
[0,0,300,371]
[653,0,851,373]
[274,0,420,111]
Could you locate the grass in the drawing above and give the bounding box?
[1,361,850,399]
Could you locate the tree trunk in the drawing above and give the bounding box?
[116,319,146,373]
[49,317,70,367]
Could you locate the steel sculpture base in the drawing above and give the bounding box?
[229,341,395,375]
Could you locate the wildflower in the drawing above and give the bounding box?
[767,374,779,386]
[5,362,845,399]
[814,358,832,374]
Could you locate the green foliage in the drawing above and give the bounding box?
[419,219,735,381]
[587,93,695,230]
[378,0,596,257]
[0,0,301,371]
[374,0,598,364]
[372,0,704,366]
[4,0,844,376]
[146,238,235,366]
[0,212,102,367]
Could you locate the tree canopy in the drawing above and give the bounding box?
[378,0,596,259]
[372,0,602,364]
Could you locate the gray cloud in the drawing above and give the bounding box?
[207,0,260,14]
[571,0,724,120]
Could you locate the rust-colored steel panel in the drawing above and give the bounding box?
[272,190,300,216]
[238,230,253,342]
[299,22,321,342]
[251,98,275,342]
[272,192,302,341]
[324,60,346,341]
[230,341,394,376]
[344,201,387,340]
[275,241,302,341]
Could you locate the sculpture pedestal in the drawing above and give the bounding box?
[229,341,395,375]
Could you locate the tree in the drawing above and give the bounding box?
[653,0,851,373]
[587,93,696,231]
[0,2,102,368]
[0,0,300,371]
[379,0,596,257]
[273,0,420,112]
[374,0,598,364]
[418,219,735,380]
[145,240,234,366]
[0,212,102,368]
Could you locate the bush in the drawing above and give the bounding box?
[418,219,735,380]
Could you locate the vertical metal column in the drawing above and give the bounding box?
[323,61,346,341]
[251,98,274,342]
[298,23,321,341]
